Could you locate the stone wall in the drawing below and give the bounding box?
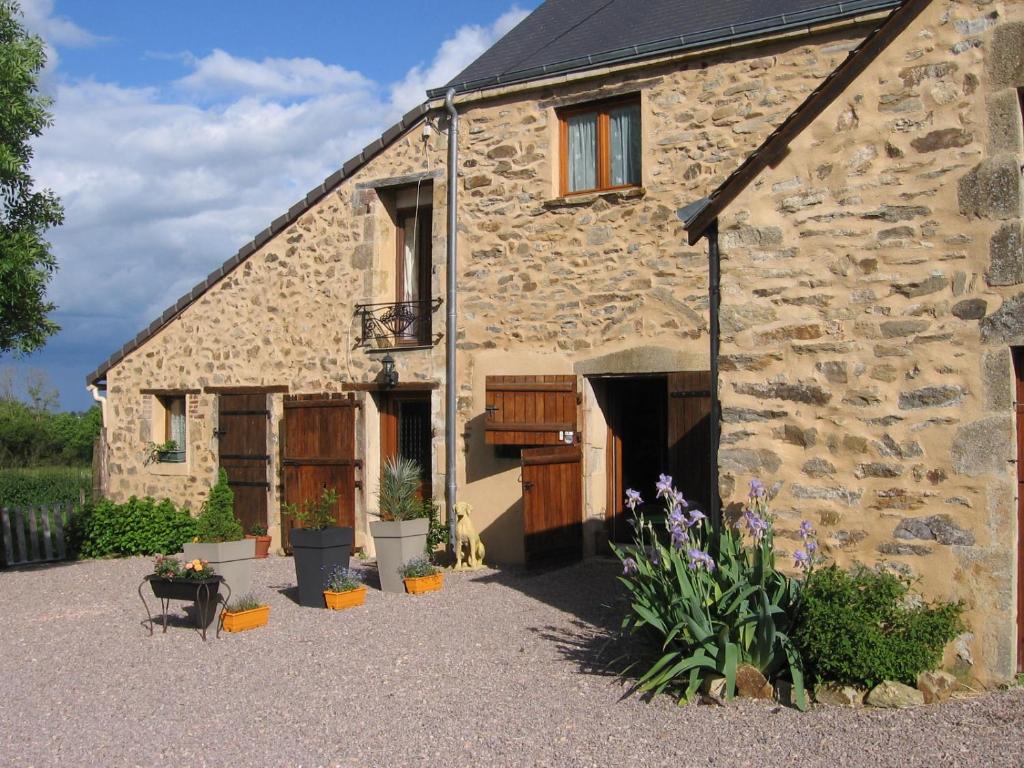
[714,0,1023,682]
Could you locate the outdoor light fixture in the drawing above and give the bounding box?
[381,354,399,388]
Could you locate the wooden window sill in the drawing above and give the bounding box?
[543,186,645,210]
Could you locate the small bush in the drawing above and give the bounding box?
[323,565,364,592]
[285,487,338,531]
[226,593,265,612]
[0,466,91,506]
[194,469,243,543]
[399,555,439,578]
[378,456,425,521]
[792,565,964,688]
[72,496,197,558]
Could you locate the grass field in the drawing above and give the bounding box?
[0,466,92,507]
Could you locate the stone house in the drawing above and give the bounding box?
[86,0,1023,682]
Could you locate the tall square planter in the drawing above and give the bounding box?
[290,526,354,608]
[370,518,429,593]
[181,538,256,600]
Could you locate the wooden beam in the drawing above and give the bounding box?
[204,385,289,394]
[342,381,440,392]
[139,388,201,395]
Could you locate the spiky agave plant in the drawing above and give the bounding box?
[378,455,424,521]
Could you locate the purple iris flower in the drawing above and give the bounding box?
[622,557,638,575]
[656,474,674,499]
[670,524,688,550]
[743,510,769,542]
[687,548,716,572]
[670,488,689,510]
[668,507,686,527]
[749,478,766,498]
[625,488,642,511]
[806,539,818,554]
[688,509,707,527]
[793,549,810,569]
[799,520,814,540]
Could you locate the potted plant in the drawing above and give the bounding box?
[400,556,443,595]
[147,554,221,601]
[182,469,256,598]
[370,456,431,593]
[286,487,354,608]
[220,593,270,633]
[149,439,185,463]
[322,565,367,610]
[246,523,272,559]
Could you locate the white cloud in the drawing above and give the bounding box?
[18,2,532,406]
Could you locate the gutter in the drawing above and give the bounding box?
[86,382,108,426]
[444,88,459,554]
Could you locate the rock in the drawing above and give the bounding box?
[802,457,835,478]
[980,293,1024,344]
[898,386,965,409]
[951,298,987,320]
[719,448,782,474]
[866,681,924,708]
[815,361,848,384]
[814,683,865,707]
[735,665,773,699]
[857,462,903,478]
[754,324,823,344]
[955,633,975,666]
[983,350,1013,410]
[722,407,788,423]
[987,222,1023,287]
[878,542,932,556]
[777,424,817,447]
[880,319,930,337]
[910,128,973,153]
[464,174,492,190]
[893,514,975,546]
[892,275,948,298]
[987,22,1024,88]
[791,484,863,506]
[951,417,1014,477]
[702,676,728,698]
[958,157,1022,221]
[733,380,832,405]
[917,670,957,704]
[987,90,1024,154]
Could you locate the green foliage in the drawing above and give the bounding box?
[0,1,64,354]
[226,593,265,612]
[0,465,90,505]
[0,397,101,468]
[151,554,215,581]
[792,565,964,688]
[194,469,243,543]
[73,497,197,558]
[285,486,339,531]
[399,555,439,578]
[249,522,267,536]
[612,477,808,709]
[424,498,447,555]
[323,565,364,592]
[378,456,426,521]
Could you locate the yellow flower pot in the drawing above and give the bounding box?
[324,585,367,610]
[403,572,443,595]
[220,605,270,633]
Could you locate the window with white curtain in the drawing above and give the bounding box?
[560,97,641,194]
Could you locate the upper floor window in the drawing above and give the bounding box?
[559,97,641,195]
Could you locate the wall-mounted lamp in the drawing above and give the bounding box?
[381,354,399,388]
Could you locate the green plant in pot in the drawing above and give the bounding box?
[286,487,354,608]
[370,456,432,593]
[182,469,255,611]
[246,522,272,559]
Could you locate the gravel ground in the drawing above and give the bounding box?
[1,556,1022,767]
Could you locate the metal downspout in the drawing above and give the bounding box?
[707,220,722,540]
[444,88,459,554]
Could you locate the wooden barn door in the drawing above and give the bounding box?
[667,371,712,512]
[1014,348,1023,672]
[216,393,270,534]
[521,446,582,564]
[281,393,359,553]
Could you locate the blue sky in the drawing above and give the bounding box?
[7,0,538,410]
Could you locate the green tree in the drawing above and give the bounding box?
[0,0,63,354]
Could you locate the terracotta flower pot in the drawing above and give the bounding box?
[246,534,272,559]
[403,572,443,595]
[324,585,367,610]
[221,605,270,633]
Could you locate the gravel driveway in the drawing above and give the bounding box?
[1,555,1022,767]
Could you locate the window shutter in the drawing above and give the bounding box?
[484,375,578,446]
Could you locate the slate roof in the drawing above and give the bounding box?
[431,0,900,97]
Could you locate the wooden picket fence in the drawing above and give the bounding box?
[0,503,77,567]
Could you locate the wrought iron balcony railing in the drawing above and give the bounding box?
[355,298,443,350]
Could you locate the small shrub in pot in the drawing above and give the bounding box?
[287,487,354,608]
[400,555,443,595]
[182,470,255,602]
[323,565,366,610]
[370,457,431,593]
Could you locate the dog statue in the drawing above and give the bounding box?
[453,501,486,570]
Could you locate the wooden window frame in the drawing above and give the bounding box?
[558,95,641,197]
[155,394,187,463]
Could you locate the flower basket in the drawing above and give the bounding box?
[147,574,222,602]
[156,449,186,463]
[324,584,367,610]
[221,605,270,633]
[403,572,443,595]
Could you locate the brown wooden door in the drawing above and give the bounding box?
[667,371,712,512]
[217,393,270,534]
[1014,348,1023,672]
[521,445,582,564]
[380,391,432,501]
[281,393,359,552]
[485,375,577,446]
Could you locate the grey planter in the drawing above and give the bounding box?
[181,538,255,600]
[370,518,429,593]
[290,526,354,608]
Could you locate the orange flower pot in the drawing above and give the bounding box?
[324,585,367,610]
[246,534,272,559]
[221,605,270,633]
[403,572,443,595]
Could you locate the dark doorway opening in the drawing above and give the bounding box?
[380,391,432,501]
[1013,347,1023,673]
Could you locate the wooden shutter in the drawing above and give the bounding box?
[281,393,360,553]
[667,371,712,511]
[484,375,578,446]
[217,394,270,534]
[521,445,583,564]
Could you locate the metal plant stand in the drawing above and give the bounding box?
[138,575,230,641]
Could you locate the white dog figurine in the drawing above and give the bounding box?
[453,501,485,570]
